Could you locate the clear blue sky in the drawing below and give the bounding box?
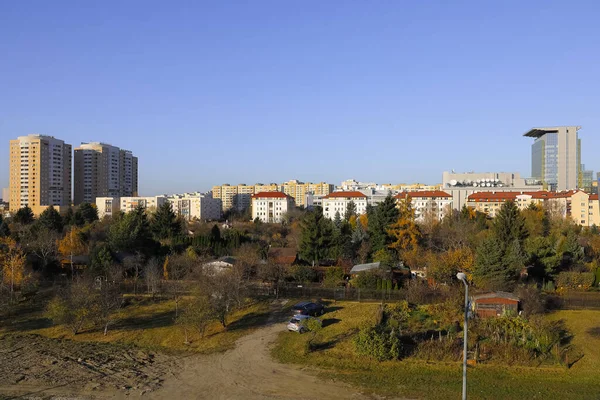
[2,1,599,196]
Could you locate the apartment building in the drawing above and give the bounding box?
[466,191,581,221]
[9,134,72,214]
[166,192,222,221]
[322,191,368,220]
[74,142,138,204]
[394,191,452,222]
[251,192,295,223]
[212,184,262,212]
[96,196,121,219]
[120,196,167,213]
[279,180,334,207]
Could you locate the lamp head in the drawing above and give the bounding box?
[456,272,467,282]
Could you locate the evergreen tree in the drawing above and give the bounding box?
[151,202,182,240]
[62,207,75,227]
[333,211,342,229]
[299,207,333,265]
[493,200,528,249]
[14,206,34,225]
[78,203,99,224]
[210,224,221,244]
[0,215,9,237]
[345,200,357,221]
[368,193,399,253]
[108,205,156,255]
[473,236,507,289]
[37,205,64,232]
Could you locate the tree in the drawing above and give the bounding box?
[13,206,34,225]
[368,193,399,253]
[258,262,288,298]
[0,237,27,302]
[46,276,96,335]
[345,200,357,221]
[333,211,342,229]
[204,270,245,327]
[108,205,156,256]
[429,247,474,284]
[387,196,421,255]
[143,258,162,295]
[177,294,215,344]
[299,207,333,266]
[94,270,124,336]
[473,236,522,290]
[78,203,99,224]
[0,215,10,237]
[151,202,182,241]
[493,200,528,249]
[24,227,59,273]
[290,265,316,283]
[37,206,64,232]
[123,253,144,294]
[323,266,345,288]
[57,226,87,278]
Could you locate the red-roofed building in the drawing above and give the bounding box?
[251,192,295,223]
[394,191,453,222]
[322,191,368,219]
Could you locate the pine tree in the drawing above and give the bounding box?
[299,207,333,266]
[333,211,342,229]
[368,193,399,253]
[493,200,528,249]
[0,215,9,237]
[13,206,34,225]
[345,200,357,221]
[78,203,99,224]
[151,202,181,240]
[37,205,64,232]
[473,236,506,289]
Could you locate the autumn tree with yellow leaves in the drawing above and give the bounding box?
[57,226,87,278]
[0,237,27,302]
[387,196,422,255]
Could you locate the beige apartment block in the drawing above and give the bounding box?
[166,192,222,221]
[74,142,138,205]
[279,180,334,207]
[96,196,121,219]
[9,134,72,214]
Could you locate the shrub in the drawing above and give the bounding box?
[322,267,345,288]
[556,272,595,290]
[515,285,546,317]
[354,325,401,361]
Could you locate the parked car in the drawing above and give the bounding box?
[287,314,322,333]
[291,301,325,316]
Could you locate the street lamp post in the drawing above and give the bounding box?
[456,272,468,400]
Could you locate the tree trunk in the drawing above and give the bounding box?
[104,322,109,336]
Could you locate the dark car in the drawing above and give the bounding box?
[291,301,325,316]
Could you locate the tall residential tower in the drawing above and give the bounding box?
[74,142,138,204]
[524,126,581,191]
[9,134,72,214]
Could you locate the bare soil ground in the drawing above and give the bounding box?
[0,301,376,400]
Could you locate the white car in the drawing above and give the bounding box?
[287,314,321,333]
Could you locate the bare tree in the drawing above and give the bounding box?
[258,262,288,299]
[233,243,260,281]
[46,276,96,335]
[176,292,215,344]
[204,270,246,328]
[94,266,124,336]
[143,258,162,296]
[23,228,59,273]
[123,252,144,294]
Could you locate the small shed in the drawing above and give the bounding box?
[472,292,520,318]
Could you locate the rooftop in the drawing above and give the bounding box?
[395,190,452,199]
[252,191,289,199]
[523,126,581,138]
[323,191,367,199]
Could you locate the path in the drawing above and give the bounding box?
[152,300,372,400]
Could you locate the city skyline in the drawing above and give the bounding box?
[2,2,600,194]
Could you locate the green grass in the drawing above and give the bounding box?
[0,297,271,354]
[272,302,600,400]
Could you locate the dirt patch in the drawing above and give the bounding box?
[0,334,176,398]
[587,327,600,337]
